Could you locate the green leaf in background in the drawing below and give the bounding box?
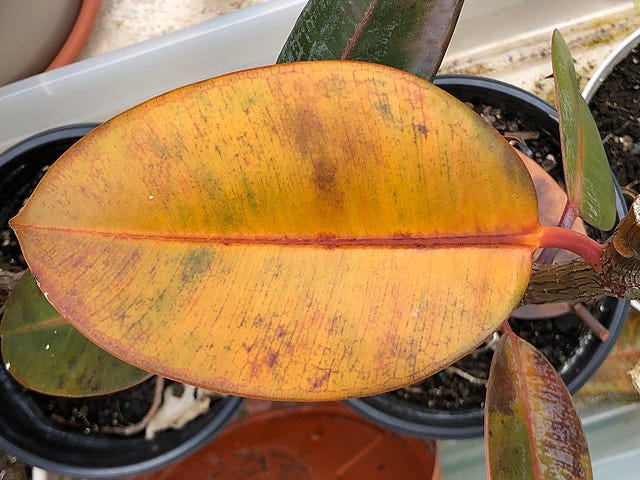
[485,330,592,480]
[552,29,616,231]
[1,271,150,397]
[277,0,464,81]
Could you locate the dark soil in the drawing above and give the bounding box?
[590,44,640,198]
[0,452,28,480]
[28,377,157,434]
[395,101,608,411]
[0,163,49,270]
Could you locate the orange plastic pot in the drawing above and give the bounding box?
[47,0,101,71]
[0,0,100,87]
[131,403,440,480]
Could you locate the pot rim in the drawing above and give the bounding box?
[0,394,244,479]
[346,74,630,440]
[137,403,439,480]
[583,27,640,103]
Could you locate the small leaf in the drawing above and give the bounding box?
[511,150,586,319]
[277,0,464,81]
[552,29,616,231]
[486,331,592,479]
[517,151,586,239]
[0,271,150,397]
[12,61,541,401]
[510,151,583,320]
[580,309,640,396]
[510,302,573,320]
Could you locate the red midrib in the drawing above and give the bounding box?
[14,224,542,249]
[341,0,379,60]
[572,121,585,206]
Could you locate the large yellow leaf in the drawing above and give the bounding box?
[11,61,541,400]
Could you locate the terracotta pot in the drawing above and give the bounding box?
[47,0,101,71]
[0,0,100,87]
[131,403,440,480]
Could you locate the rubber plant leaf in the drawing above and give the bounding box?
[0,271,150,397]
[486,330,592,479]
[277,0,464,81]
[14,61,551,401]
[580,309,640,396]
[552,29,616,231]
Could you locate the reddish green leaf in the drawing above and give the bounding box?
[486,330,592,479]
[277,0,464,81]
[0,271,150,397]
[552,29,616,231]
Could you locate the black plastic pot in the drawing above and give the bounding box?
[0,125,243,478]
[345,75,630,439]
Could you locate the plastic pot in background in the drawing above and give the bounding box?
[583,28,640,313]
[130,403,441,480]
[346,75,630,439]
[0,0,100,88]
[583,28,640,104]
[0,125,242,478]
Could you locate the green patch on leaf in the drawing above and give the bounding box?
[0,271,150,397]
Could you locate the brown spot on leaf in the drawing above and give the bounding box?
[326,316,343,336]
[416,123,428,135]
[311,370,331,390]
[312,158,337,193]
[266,351,279,368]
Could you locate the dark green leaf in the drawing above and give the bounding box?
[552,29,616,231]
[277,0,464,81]
[0,271,150,397]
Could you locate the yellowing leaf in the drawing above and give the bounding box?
[486,331,592,479]
[11,61,541,400]
[0,271,150,396]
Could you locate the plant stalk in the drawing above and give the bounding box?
[523,197,640,304]
[539,226,604,270]
[536,202,578,265]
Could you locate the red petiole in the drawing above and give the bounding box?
[538,226,604,271]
